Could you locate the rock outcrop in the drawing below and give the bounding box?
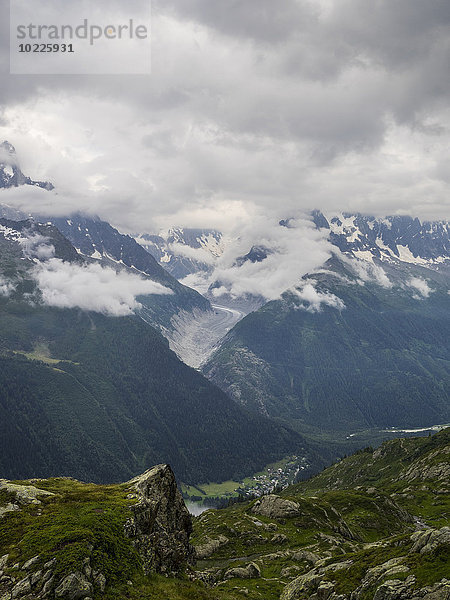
[281,554,450,600]
[0,465,194,599]
[195,535,229,559]
[0,480,54,511]
[124,464,194,575]
[251,495,301,519]
[401,448,450,483]
[224,562,261,580]
[54,572,93,599]
[410,527,450,555]
[0,553,104,600]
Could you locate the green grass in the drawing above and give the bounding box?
[184,480,242,498]
[325,540,409,595]
[13,342,80,365]
[325,538,450,599]
[407,545,450,587]
[0,479,245,600]
[1,431,448,600]
[14,350,62,365]
[189,430,450,600]
[0,479,141,585]
[0,489,17,506]
[101,572,255,600]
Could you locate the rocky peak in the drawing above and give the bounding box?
[235,245,272,267]
[124,464,194,575]
[0,141,16,155]
[0,141,53,191]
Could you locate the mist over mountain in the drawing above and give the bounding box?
[137,212,449,306]
[0,141,448,483]
[0,215,313,484]
[0,141,53,192]
[49,215,212,329]
[201,243,450,444]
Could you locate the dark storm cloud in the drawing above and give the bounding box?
[161,0,318,43]
[0,0,448,227]
[330,0,450,69]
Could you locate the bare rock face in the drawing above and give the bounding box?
[281,555,450,600]
[195,535,229,559]
[410,527,450,555]
[124,464,194,576]
[0,480,54,507]
[251,495,301,519]
[54,572,93,599]
[0,480,56,521]
[401,447,450,483]
[224,562,261,580]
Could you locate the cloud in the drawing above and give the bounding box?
[355,262,392,289]
[32,259,173,316]
[408,277,433,298]
[0,221,56,260]
[168,242,216,265]
[178,271,212,296]
[292,281,346,313]
[0,277,15,297]
[185,214,333,301]
[0,0,449,231]
[18,232,55,260]
[340,252,393,288]
[0,185,72,218]
[165,0,317,43]
[0,146,19,166]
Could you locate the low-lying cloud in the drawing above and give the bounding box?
[408,277,433,298]
[19,232,55,260]
[169,242,216,265]
[0,185,73,218]
[341,253,392,288]
[182,214,333,301]
[293,281,346,313]
[32,259,172,316]
[0,277,15,297]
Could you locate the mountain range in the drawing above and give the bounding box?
[136,212,450,298]
[203,253,449,437]
[48,215,211,330]
[132,209,450,449]
[0,140,449,486]
[0,216,311,484]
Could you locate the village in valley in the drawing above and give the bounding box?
[182,455,309,510]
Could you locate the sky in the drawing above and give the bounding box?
[0,0,449,235]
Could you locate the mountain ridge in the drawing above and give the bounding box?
[137,213,449,290]
[201,251,450,442]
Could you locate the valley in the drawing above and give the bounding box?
[0,142,449,495]
[1,3,449,598]
[182,454,309,510]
